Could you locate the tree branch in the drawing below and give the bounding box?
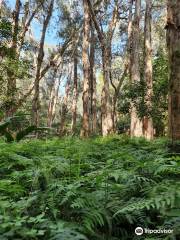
[107,1,119,42]
[86,0,104,47]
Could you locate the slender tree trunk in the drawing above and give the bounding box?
[101,45,114,136]
[86,0,116,136]
[32,0,54,126]
[47,84,55,128]
[81,0,90,137]
[47,70,61,128]
[71,52,78,134]
[89,25,97,134]
[112,65,128,132]
[166,0,180,140]
[143,0,154,140]
[17,1,39,56]
[92,72,97,133]
[59,80,70,136]
[6,0,21,117]
[0,0,4,16]
[112,0,132,131]
[130,0,143,137]
[51,79,60,123]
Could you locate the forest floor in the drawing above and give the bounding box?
[0,136,179,240]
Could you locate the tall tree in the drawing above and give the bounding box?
[47,67,62,128]
[81,0,91,137]
[166,0,180,140]
[143,0,154,140]
[6,0,21,117]
[86,0,119,136]
[130,0,143,137]
[89,25,97,134]
[17,0,40,56]
[71,51,78,134]
[111,0,132,131]
[32,0,54,126]
[59,77,71,136]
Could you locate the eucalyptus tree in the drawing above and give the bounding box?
[143,0,154,140]
[130,0,144,137]
[71,49,78,133]
[86,0,120,136]
[166,0,180,140]
[80,0,91,137]
[32,0,54,126]
[56,0,82,134]
[89,25,97,134]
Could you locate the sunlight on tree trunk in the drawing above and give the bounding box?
[81,0,90,138]
[89,25,97,134]
[101,45,114,136]
[59,79,70,136]
[143,0,154,140]
[130,0,143,137]
[47,69,61,128]
[71,52,78,134]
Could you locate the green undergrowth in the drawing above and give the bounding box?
[0,136,179,240]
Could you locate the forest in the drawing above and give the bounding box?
[0,0,180,239]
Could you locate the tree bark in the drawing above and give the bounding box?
[6,0,21,117]
[143,0,154,140]
[86,0,118,136]
[111,0,132,131]
[89,25,97,134]
[59,79,70,136]
[47,69,61,128]
[130,0,143,137]
[112,65,128,131]
[17,1,39,55]
[0,0,4,17]
[32,0,54,126]
[101,45,114,136]
[166,0,180,140]
[81,0,90,137]
[71,52,78,134]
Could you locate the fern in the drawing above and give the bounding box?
[0,136,179,239]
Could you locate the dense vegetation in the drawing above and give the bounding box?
[0,136,179,240]
[0,0,180,239]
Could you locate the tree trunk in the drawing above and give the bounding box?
[17,1,39,55]
[6,0,21,117]
[112,65,128,132]
[143,0,154,140]
[0,0,3,15]
[130,0,143,137]
[32,0,54,126]
[47,70,61,128]
[81,0,90,137]
[167,0,180,140]
[47,84,55,128]
[111,0,132,131]
[101,45,114,136]
[89,25,97,134]
[71,53,78,134]
[59,80,70,136]
[86,0,116,136]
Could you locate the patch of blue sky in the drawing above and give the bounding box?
[7,0,59,46]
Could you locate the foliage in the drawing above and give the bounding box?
[0,117,48,142]
[0,136,179,239]
[152,49,169,136]
[117,48,168,137]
